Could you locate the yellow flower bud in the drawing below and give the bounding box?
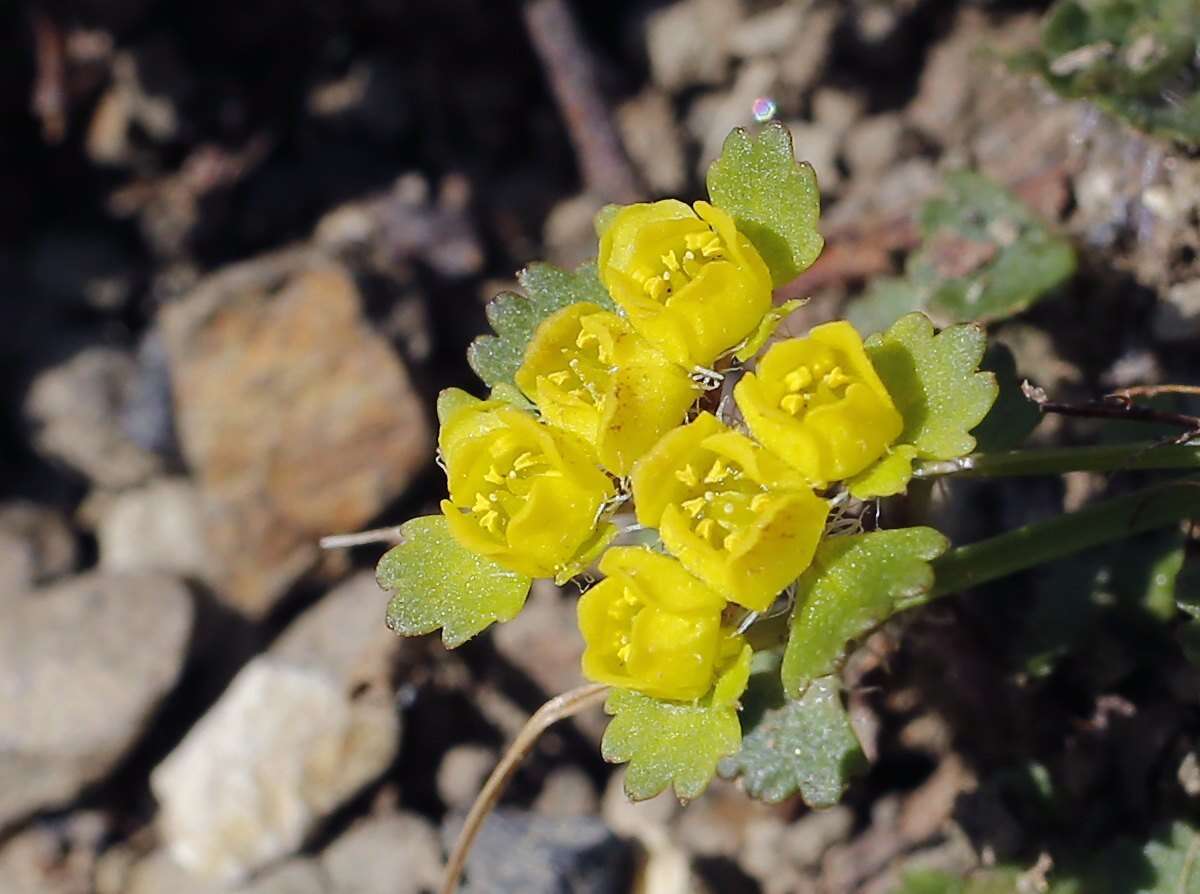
[516,302,699,476]
[598,199,773,369]
[631,412,829,612]
[734,321,904,486]
[578,546,746,701]
[438,391,616,580]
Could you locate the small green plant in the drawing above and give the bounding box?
[370,121,1200,893]
[1015,0,1200,146]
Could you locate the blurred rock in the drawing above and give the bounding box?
[25,347,162,489]
[543,193,606,269]
[316,173,483,279]
[493,580,586,698]
[151,657,399,883]
[437,744,497,812]
[785,119,841,192]
[813,87,865,140]
[616,90,687,196]
[688,59,779,171]
[1154,279,1200,342]
[446,808,632,894]
[98,478,209,580]
[0,812,109,894]
[271,571,402,685]
[534,767,599,819]
[121,851,328,894]
[0,572,192,828]
[160,249,431,617]
[0,501,76,599]
[645,0,742,92]
[320,812,442,894]
[779,6,838,93]
[844,113,905,179]
[121,328,178,457]
[728,4,805,58]
[787,805,855,868]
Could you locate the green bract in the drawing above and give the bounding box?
[866,313,998,460]
[706,121,824,286]
[468,261,616,388]
[601,644,751,801]
[783,527,948,697]
[380,515,532,648]
[719,654,865,807]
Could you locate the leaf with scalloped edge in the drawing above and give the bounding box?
[706,122,824,287]
[847,444,919,499]
[379,515,532,648]
[719,652,865,806]
[735,298,807,361]
[602,645,751,801]
[865,313,998,460]
[783,527,948,697]
[467,262,616,388]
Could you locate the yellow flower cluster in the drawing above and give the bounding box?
[437,198,916,703]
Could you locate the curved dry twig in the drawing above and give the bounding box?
[440,682,610,894]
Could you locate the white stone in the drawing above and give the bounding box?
[151,658,398,883]
[98,478,209,580]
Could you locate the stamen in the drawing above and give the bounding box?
[784,367,813,391]
[681,496,706,517]
[675,464,700,487]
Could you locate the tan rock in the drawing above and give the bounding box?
[160,249,431,617]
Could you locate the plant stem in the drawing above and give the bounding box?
[926,476,1200,599]
[914,441,1200,480]
[440,683,610,894]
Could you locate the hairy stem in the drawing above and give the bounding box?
[440,683,610,894]
[926,476,1199,599]
[746,476,1199,649]
[914,441,1200,480]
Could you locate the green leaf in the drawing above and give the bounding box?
[734,298,807,361]
[379,515,532,648]
[601,688,742,802]
[467,262,616,388]
[865,312,999,460]
[706,121,824,286]
[918,173,1076,324]
[845,173,1075,331]
[847,444,918,499]
[846,277,928,338]
[783,527,948,697]
[718,653,865,806]
[1017,0,1200,146]
[1081,821,1200,893]
[970,343,1042,452]
[897,868,1082,894]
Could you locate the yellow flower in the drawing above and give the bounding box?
[631,412,829,612]
[578,546,746,701]
[438,390,616,580]
[598,199,772,369]
[516,302,699,476]
[734,321,904,487]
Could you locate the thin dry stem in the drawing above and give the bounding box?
[1108,384,1200,401]
[440,683,610,894]
[317,526,404,549]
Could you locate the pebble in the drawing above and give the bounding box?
[159,249,431,617]
[0,572,193,828]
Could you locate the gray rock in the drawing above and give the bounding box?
[779,6,837,93]
[0,572,192,828]
[321,812,442,894]
[24,347,162,489]
[437,744,497,812]
[616,90,687,196]
[728,3,805,58]
[121,851,329,894]
[645,0,742,93]
[1154,279,1200,342]
[533,767,599,819]
[151,657,399,883]
[0,501,76,599]
[844,114,905,179]
[446,808,632,894]
[97,478,210,581]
